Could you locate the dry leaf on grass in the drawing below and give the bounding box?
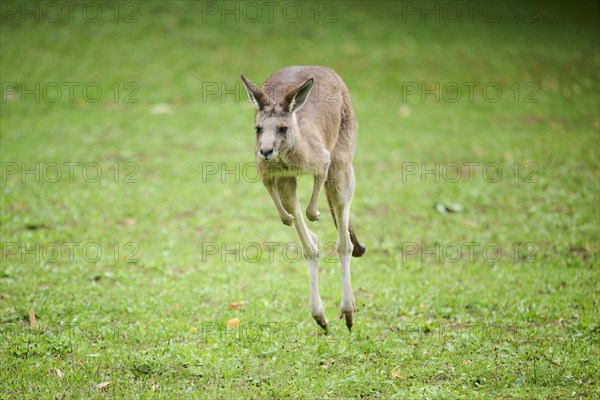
[320,359,334,369]
[227,318,240,328]
[228,302,244,310]
[390,366,405,380]
[48,368,64,378]
[28,308,37,328]
[95,381,112,390]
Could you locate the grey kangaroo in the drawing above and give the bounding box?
[241,66,365,331]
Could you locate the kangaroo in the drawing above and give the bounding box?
[240,66,365,331]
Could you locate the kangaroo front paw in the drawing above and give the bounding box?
[280,213,295,226]
[306,208,320,222]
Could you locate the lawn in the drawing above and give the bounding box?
[1,1,599,398]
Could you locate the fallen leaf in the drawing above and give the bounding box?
[150,103,175,115]
[390,366,405,380]
[227,318,240,328]
[228,302,244,310]
[320,359,334,369]
[47,368,64,378]
[95,381,112,390]
[554,358,561,365]
[28,308,37,328]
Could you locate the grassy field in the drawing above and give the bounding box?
[1,1,599,398]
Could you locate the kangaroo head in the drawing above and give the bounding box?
[241,74,314,161]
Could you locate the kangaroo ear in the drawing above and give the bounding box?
[283,78,314,113]
[241,74,268,110]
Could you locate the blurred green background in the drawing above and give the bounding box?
[1,1,598,398]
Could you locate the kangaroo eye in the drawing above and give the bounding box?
[255,126,262,135]
[278,126,288,134]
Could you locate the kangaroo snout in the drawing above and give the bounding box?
[259,147,274,160]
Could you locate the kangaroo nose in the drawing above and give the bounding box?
[259,148,274,158]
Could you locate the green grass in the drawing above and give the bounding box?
[1,1,599,398]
